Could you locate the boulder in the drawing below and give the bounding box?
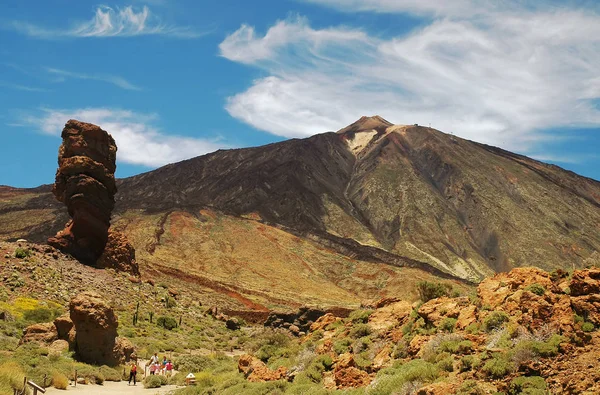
[310,313,338,332]
[417,297,468,327]
[70,291,132,366]
[19,322,58,345]
[238,354,288,382]
[48,120,138,275]
[368,300,412,332]
[570,269,600,296]
[333,353,371,388]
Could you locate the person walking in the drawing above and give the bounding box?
[128,362,137,386]
[165,360,174,377]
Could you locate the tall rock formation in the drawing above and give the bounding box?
[48,120,138,275]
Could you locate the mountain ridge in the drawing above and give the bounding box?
[1,117,599,291]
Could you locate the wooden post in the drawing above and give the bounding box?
[27,380,46,395]
[74,369,77,387]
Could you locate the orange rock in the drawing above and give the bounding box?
[408,335,430,356]
[455,304,477,330]
[418,297,468,326]
[333,367,371,389]
[417,381,460,395]
[368,300,412,331]
[372,344,391,370]
[570,269,600,296]
[310,313,339,332]
[238,354,288,382]
[19,322,58,345]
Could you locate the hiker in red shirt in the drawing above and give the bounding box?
[128,362,137,385]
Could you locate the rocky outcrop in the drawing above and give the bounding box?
[265,306,352,335]
[70,291,132,365]
[19,322,58,345]
[48,120,138,275]
[238,354,288,382]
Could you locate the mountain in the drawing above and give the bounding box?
[1,116,599,311]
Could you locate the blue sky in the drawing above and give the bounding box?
[0,0,599,187]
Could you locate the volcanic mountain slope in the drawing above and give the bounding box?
[1,116,599,289]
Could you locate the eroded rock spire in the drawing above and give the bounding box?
[48,120,138,275]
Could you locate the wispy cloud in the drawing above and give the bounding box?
[0,81,49,92]
[8,5,204,39]
[23,108,227,167]
[46,68,142,91]
[220,6,600,155]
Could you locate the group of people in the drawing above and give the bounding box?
[128,352,174,386]
[149,352,174,376]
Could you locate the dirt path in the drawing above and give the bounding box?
[44,381,180,395]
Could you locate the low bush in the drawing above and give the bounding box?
[348,309,373,324]
[417,281,452,302]
[439,318,457,333]
[52,371,69,389]
[143,375,162,388]
[582,322,594,332]
[14,248,31,259]
[0,362,27,394]
[333,339,351,355]
[508,376,547,395]
[482,354,513,378]
[349,324,371,339]
[525,283,546,296]
[460,355,480,372]
[174,355,215,373]
[369,359,439,395]
[456,380,485,395]
[157,316,178,330]
[483,311,509,332]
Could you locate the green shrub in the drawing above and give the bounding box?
[14,248,31,259]
[525,283,546,296]
[369,359,439,394]
[508,376,547,395]
[52,371,69,389]
[574,314,584,324]
[143,375,162,388]
[482,354,513,378]
[460,355,480,372]
[348,309,373,324]
[174,355,214,373]
[435,354,454,372]
[465,323,480,334]
[417,281,452,302]
[483,311,509,332]
[333,339,351,355]
[99,365,121,381]
[0,362,27,394]
[156,316,178,330]
[23,307,62,324]
[456,380,485,395]
[582,322,594,332]
[439,318,457,333]
[440,339,472,354]
[349,324,371,339]
[513,334,563,359]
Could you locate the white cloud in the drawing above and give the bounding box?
[220,7,600,153]
[9,5,203,38]
[0,81,48,92]
[25,108,226,167]
[46,68,142,91]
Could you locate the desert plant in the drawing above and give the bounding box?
[348,309,373,324]
[416,281,452,302]
[459,355,480,372]
[456,380,485,395]
[582,322,594,332]
[349,324,371,339]
[508,376,547,395]
[157,316,178,330]
[14,248,31,259]
[52,371,68,389]
[439,317,457,333]
[482,353,513,378]
[525,283,546,296]
[483,311,509,332]
[144,375,162,388]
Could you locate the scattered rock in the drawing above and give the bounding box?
[19,322,58,345]
[238,354,288,382]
